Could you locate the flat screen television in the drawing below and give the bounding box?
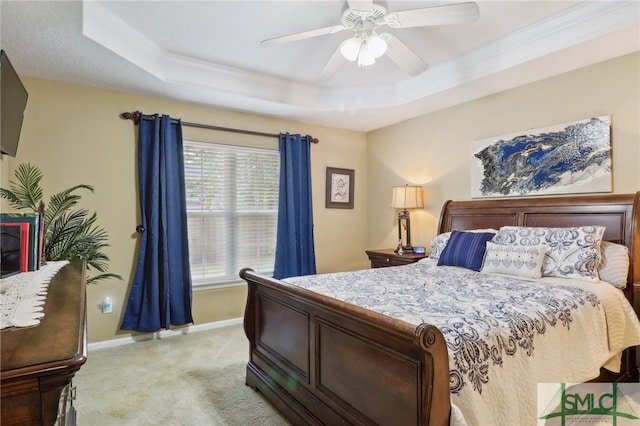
[1,49,29,157]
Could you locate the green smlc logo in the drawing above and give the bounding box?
[539,383,639,426]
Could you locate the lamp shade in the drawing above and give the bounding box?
[367,34,387,59]
[340,37,361,62]
[391,185,424,209]
[357,43,376,67]
[340,33,387,66]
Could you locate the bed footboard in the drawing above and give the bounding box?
[241,268,451,426]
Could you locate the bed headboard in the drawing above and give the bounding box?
[437,192,640,298]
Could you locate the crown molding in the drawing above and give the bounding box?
[82,1,639,115]
[394,1,640,106]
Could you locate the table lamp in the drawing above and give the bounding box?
[391,184,424,253]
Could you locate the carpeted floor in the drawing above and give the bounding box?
[73,324,292,425]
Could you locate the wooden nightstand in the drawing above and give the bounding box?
[366,248,427,268]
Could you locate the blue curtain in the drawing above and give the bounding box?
[121,114,193,332]
[273,133,317,279]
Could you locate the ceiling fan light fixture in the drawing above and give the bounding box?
[357,55,375,67]
[357,41,376,67]
[340,37,361,62]
[340,33,386,67]
[366,33,387,59]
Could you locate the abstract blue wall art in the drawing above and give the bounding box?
[470,116,612,198]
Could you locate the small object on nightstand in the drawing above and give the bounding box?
[413,246,426,254]
[395,238,403,255]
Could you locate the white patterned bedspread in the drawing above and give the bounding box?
[284,258,640,426]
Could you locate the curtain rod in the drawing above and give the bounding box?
[120,111,319,144]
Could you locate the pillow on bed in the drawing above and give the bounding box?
[437,230,496,271]
[598,241,629,289]
[429,229,497,260]
[494,225,605,281]
[481,242,547,279]
[429,232,451,260]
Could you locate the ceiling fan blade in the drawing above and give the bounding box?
[261,24,348,47]
[347,0,373,13]
[317,45,347,81]
[382,33,429,76]
[386,2,479,29]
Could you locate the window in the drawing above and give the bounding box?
[183,141,280,288]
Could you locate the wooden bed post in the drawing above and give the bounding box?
[629,192,640,288]
[414,324,451,426]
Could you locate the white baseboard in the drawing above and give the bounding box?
[87,317,244,351]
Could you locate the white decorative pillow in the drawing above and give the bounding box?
[494,226,605,281]
[481,242,547,279]
[429,232,451,260]
[598,241,629,289]
[429,229,497,260]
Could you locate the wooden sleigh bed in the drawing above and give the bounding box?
[240,192,640,426]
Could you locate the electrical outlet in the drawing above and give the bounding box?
[102,297,112,314]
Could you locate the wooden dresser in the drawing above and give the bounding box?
[1,261,87,426]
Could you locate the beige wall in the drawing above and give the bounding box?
[366,52,640,252]
[2,52,638,343]
[0,79,368,343]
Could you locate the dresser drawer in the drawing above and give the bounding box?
[366,249,426,268]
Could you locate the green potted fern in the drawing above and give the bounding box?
[1,163,121,284]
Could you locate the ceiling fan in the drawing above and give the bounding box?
[260,0,480,81]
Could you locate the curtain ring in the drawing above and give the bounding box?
[136,225,145,233]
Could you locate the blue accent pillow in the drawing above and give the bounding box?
[437,230,495,271]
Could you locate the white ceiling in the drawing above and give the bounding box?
[1,1,639,132]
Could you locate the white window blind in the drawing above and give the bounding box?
[183,141,280,287]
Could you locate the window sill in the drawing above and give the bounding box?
[192,279,246,291]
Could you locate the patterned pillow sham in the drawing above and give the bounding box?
[437,230,496,271]
[481,242,547,279]
[494,226,605,281]
[429,232,451,260]
[598,241,629,289]
[429,229,497,260]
